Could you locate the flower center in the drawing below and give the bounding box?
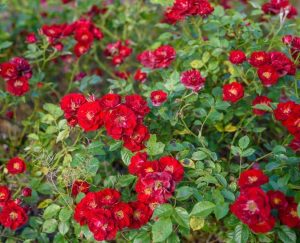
[116,210,124,219]
[13,163,20,170]
[0,193,4,199]
[273,198,281,205]
[14,80,23,87]
[9,211,18,220]
[248,176,258,184]
[246,200,258,213]
[229,88,237,95]
[291,209,298,218]
[144,188,152,195]
[263,72,271,79]
[86,111,94,121]
[133,211,141,220]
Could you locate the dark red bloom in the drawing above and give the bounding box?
[229,50,246,64]
[98,93,121,110]
[138,161,159,177]
[104,40,132,66]
[125,94,150,118]
[135,171,176,204]
[238,169,269,189]
[0,201,28,230]
[289,137,300,152]
[60,93,87,126]
[74,28,94,44]
[257,65,279,87]
[282,35,293,45]
[159,156,184,182]
[134,69,147,83]
[26,32,37,44]
[6,77,29,96]
[71,180,90,197]
[284,112,300,138]
[222,82,244,103]
[269,51,296,77]
[0,62,18,80]
[96,188,120,206]
[10,57,32,79]
[21,187,32,197]
[6,157,26,175]
[249,51,270,67]
[252,96,272,116]
[74,43,90,57]
[137,50,157,69]
[128,152,149,176]
[112,202,133,229]
[279,201,300,228]
[150,90,168,107]
[248,216,276,234]
[274,101,296,121]
[115,71,130,80]
[123,123,150,152]
[105,104,137,140]
[129,201,152,229]
[262,0,297,19]
[267,190,288,209]
[77,101,104,131]
[180,69,206,92]
[87,208,118,241]
[0,186,10,202]
[230,187,272,229]
[42,24,65,39]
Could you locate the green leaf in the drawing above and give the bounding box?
[0,41,13,50]
[146,134,165,156]
[234,224,249,243]
[172,207,189,229]
[59,208,73,222]
[133,231,151,243]
[121,148,133,166]
[42,219,58,233]
[277,226,296,243]
[238,136,250,150]
[58,222,69,235]
[150,0,174,6]
[153,204,174,218]
[56,129,70,143]
[190,201,215,218]
[192,151,207,161]
[43,103,63,119]
[214,203,229,220]
[152,218,173,242]
[87,141,105,155]
[241,148,255,157]
[43,204,61,219]
[117,174,136,187]
[175,186,194,201]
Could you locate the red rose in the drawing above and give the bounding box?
[6,157,26,174]
[274,101,296,121]
[137,50,157,69]
[238,169,269,189]
[87,208,118,241]
[252,96,272,116]
[153,45,176,69]
[282,35,293,45]
[125,94,150,118]
[92,26,104,40]
[0,186,10,202]
[269,51,296,76]
[26,32,37,44]
[129,201,152,229]
[138,161,159,177]
[248,216,275,233]
[74,28,94,44]
[222,82,244,103]
[289,137,300,152]
[21,187,32,197]
[180,69,206,92]
[71,180,90,197]
[230,187,271,227]
[257,65,279,87]
[42,24,65,39]
[279,201,300,228]
[77,101,104,131]
[96,188,120,206]
[229,50,246,64]
[6,77,30,96]
[249,51,270,67]
[10,57,32,79]
[74,42,90,57]
[134,69,147,83]
[284,113,300,138]
[151,90,168,107]
[0,201,28,230]
[123,123,150,152]
[267,190,288,209]
[105,104,137,139]
[112,202,133,229]
[128,152,149,176]
[159,156,184,182]
[60,93,87,126]
[0,62,18,80]
[136,171,176,204]
[115,71,130,80]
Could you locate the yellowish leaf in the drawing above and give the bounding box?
[224,124,238,133]
[38,199,53,209]
[215,123,224,132]
[180,159,195,169]
[190,216,205,231]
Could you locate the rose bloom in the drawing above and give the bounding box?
[222,82,244,103]
[229,50,246,64]
[150,90,168,107]
[123,123,150,152]
[249,51,270,67]
[134,69,147,83]
[0,201,28,230]
[71,180,90,197]
[269,51,296,77]
[129,201,152,229]
[274,101,296,121]
[252,96,272,116]
[248,216,276,234]
[289,137,300,152]
[112,202,133,229]
[159,156,184,182]
[128,152,149,176]
[10,57,32,79]
[124,94,150,118]
[230,187,273,232]
[138,161,159,177]
[77,101,104,131]
[237,169,269,189]
[98,93,121,113]
[6,77,30,96]
[21,187,32,197]
[0,62,18,80]
[180,69,206,92]
[0,186,10,202]
[279,201,300,228]
[6,157,26,174]
[26,32,37,44]
[74,43,91,57]
[267,190,288,209]
[96,188,120,206]
[257,65,279,87]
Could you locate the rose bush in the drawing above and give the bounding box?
[0,0,300,242]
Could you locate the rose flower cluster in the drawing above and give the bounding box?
[60,93,150,152]
[274,101,300,152]
[74,188,152,241]
[0,186,28,230]
[104,40,132,66]
[163,0,214,24]
[129,152,184,209]
[231,169,300,233]
[282,35,300,67]
[262,0,298,19]
[137,45,176,69]
[41,18,103,57]
[0,57,32,96]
